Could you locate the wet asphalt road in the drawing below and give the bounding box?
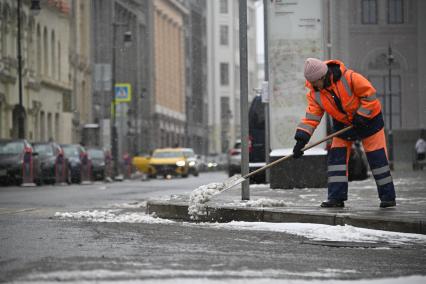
[0,172,425,283]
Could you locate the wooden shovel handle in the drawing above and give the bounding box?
[243,125,354,180]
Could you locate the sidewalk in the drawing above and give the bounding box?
[146,170,426,234]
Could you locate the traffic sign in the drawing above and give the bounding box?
[115,83,132,103]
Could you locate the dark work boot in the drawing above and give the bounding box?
[380,200,396,208]
[320,200,345,208]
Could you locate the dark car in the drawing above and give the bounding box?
[183,148,200,177]
[33,142,68,184]
[0,139,41,186]
[87,148,106,181]
[61,144,88,184]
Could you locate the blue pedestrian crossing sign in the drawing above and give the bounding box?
[115,83,132,103]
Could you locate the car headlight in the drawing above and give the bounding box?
[176,160,186,167]
[188,161,195,167]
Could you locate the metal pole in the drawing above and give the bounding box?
[111,22,119,179]
[239,0,249,200]
[17,0,25,139]
[388,44,394,169]
[263,0,270,183]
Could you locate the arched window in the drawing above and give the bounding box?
[51,30,55,78]
[40,111,45,141]
[57,41,61,80]
[43,27,48,76]
[367,52,403,128]
[1,4,9,57]
[55,113,60,141]
[37,24,41,74]
[27,18,34,71]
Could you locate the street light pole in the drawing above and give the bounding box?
[387,44,394,168]
[16,0,25,139]
[111,22,119,179]
[111,21,131,179]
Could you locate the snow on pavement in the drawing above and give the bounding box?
[15,269,426,284]
[54,210,426,245]
[54,210,174,224]
[206,221,426,245]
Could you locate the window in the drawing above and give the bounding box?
[220,25,228,45]
[369,75,401,128]
[220,63,229,86]
[219,0,228,14]
[362,0,377,24]
[51,31,56,78]
[43,27,49,76]
[388,0,403,24]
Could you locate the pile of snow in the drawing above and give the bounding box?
[188,182,224,220]
[54,210,173,224]
[188,175,243,220]
[210,222,426,245]
[239,198,287,208]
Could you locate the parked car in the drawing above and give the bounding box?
[148,148,190,178]
[61,144,88,183]
[87,147,106,181]
[183,148,200,177]
[33,142,68,184]
[0,139,41,186]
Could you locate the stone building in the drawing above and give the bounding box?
[151,0,188,149]
[207,0,259,155]
[92,0,151,157]
[182,0,209,156]
[325,0,426,168]
[69,0,93,144]
[0,0,73,142]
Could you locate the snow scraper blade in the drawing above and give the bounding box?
[220,126,354,193]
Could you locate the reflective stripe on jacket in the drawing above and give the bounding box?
[297,60,381,138]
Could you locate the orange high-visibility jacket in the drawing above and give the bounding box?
[297,60,381,138]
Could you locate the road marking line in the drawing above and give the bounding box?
[0,208,38,215]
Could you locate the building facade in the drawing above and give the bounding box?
[151,0,188,149]
[207,0,258,155]
[70,0,93,144]
[325,0,426,168]
[183,0,208,155]
[91,0,151,156]
[0,0,74,142]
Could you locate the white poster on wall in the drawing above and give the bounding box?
[269,0,327,150]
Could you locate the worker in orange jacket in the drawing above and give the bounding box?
[292,58,396,208]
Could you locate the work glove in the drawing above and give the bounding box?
[352,113,370,129]
[292,139,308,159]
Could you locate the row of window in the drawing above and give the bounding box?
[0,15,62,81]
[362,0,404,24]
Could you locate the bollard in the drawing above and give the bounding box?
[123,153,132,179]
[21,147,36,187]
[55,151,67,185]
[80,152,92,184]
[105,151,113,182]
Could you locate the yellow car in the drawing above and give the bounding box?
[132,154,154,175]
[148,148,190,178]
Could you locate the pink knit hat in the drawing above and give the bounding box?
[304,58,328,82]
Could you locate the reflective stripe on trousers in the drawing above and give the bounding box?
[327,146,349,201]
[327,128,396,202]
